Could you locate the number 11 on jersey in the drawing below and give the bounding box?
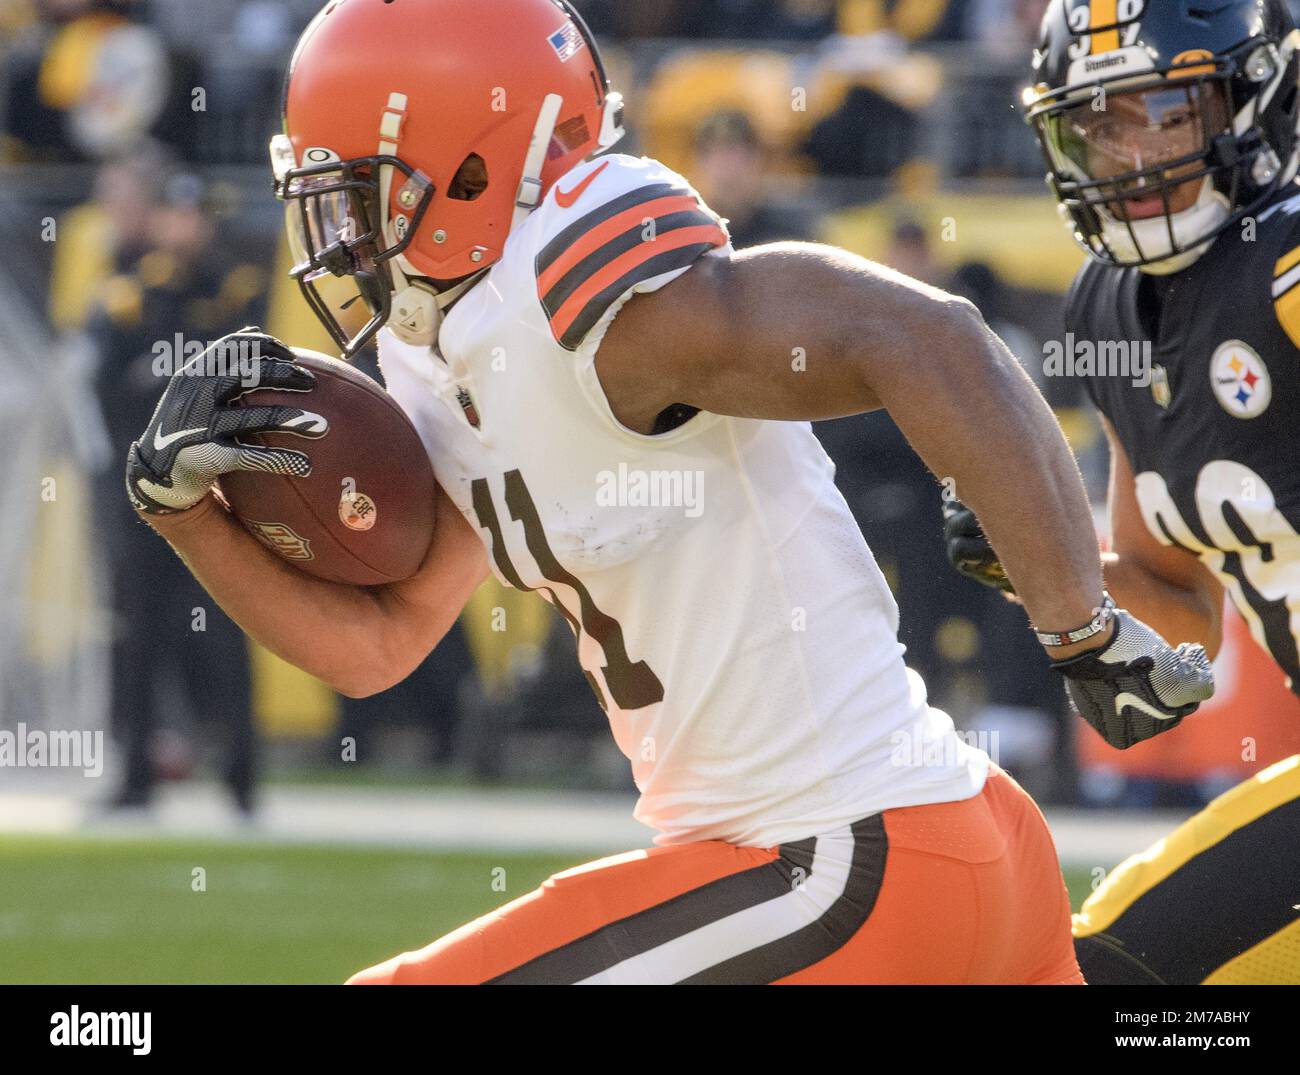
[471,470,665,712]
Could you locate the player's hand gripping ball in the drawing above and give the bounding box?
[127,328,437,585]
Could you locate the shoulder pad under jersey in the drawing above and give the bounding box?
[524,154,730,352]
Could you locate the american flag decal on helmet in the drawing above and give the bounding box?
[548,23,585,62]
[536,182,729,351]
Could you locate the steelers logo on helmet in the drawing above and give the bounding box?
[1210,340,1272,419]
[1026,0,1300,274]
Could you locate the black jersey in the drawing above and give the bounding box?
[1066,184,1300,695]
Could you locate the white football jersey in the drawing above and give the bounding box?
[380,154,988,847]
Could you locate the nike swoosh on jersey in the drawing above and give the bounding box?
[1115,692,1179,721]
[154,426,207,451]
[555,161,610,209]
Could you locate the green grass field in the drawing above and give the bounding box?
[0,835,1097,983]
[0,836,579,984]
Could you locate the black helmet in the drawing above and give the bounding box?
[1025,0,1300,274]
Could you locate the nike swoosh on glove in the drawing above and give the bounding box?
[1051,609,1215,750]
[941,496,1015,593]
[126,328,328,515]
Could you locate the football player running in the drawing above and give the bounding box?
[947,0,1300,983]
[126,0,1212,984]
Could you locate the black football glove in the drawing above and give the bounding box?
[941,496,1015,594]
[1052,609,1215,750]
[126,328,328,515]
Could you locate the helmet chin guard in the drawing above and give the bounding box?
[1102,178,1232,276]
[387,275,482,349]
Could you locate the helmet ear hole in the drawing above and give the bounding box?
[448,154,489,201]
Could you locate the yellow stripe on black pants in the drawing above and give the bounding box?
[1074,756,1300,984]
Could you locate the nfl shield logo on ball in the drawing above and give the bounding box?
[246,521,314,561]
[339,492,378,532]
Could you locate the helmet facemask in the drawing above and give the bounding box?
[272,138,435,356]
[1028,37,1300,273]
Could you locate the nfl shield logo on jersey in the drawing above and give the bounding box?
[1210,340,1272,419]
[1150,364,1171,409]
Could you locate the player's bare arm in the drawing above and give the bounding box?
[941,418,1225,658]
[605,242,1211,748]
[1099,418,1224,659]
[144,484,486,698]
[601,241,1113,650]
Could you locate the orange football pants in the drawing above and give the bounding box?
[349,766,1084,984]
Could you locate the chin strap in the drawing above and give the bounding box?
[508,89,626,236]
[388,274,485,348]
[1129,182,1228,276]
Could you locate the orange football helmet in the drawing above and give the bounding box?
[271,0,625,355]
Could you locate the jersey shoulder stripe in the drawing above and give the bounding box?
[1256,183,1300,347]
[1273,241,1300,347]
[535,175,728,351]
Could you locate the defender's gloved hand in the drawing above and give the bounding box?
[1052,609,1215,750]
[126,329,327,515]
[941,496,1015,594]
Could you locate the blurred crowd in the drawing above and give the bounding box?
[1,0,1055,169]
[6,0,1295,815]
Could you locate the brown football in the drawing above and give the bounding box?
[219,348,437,586]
